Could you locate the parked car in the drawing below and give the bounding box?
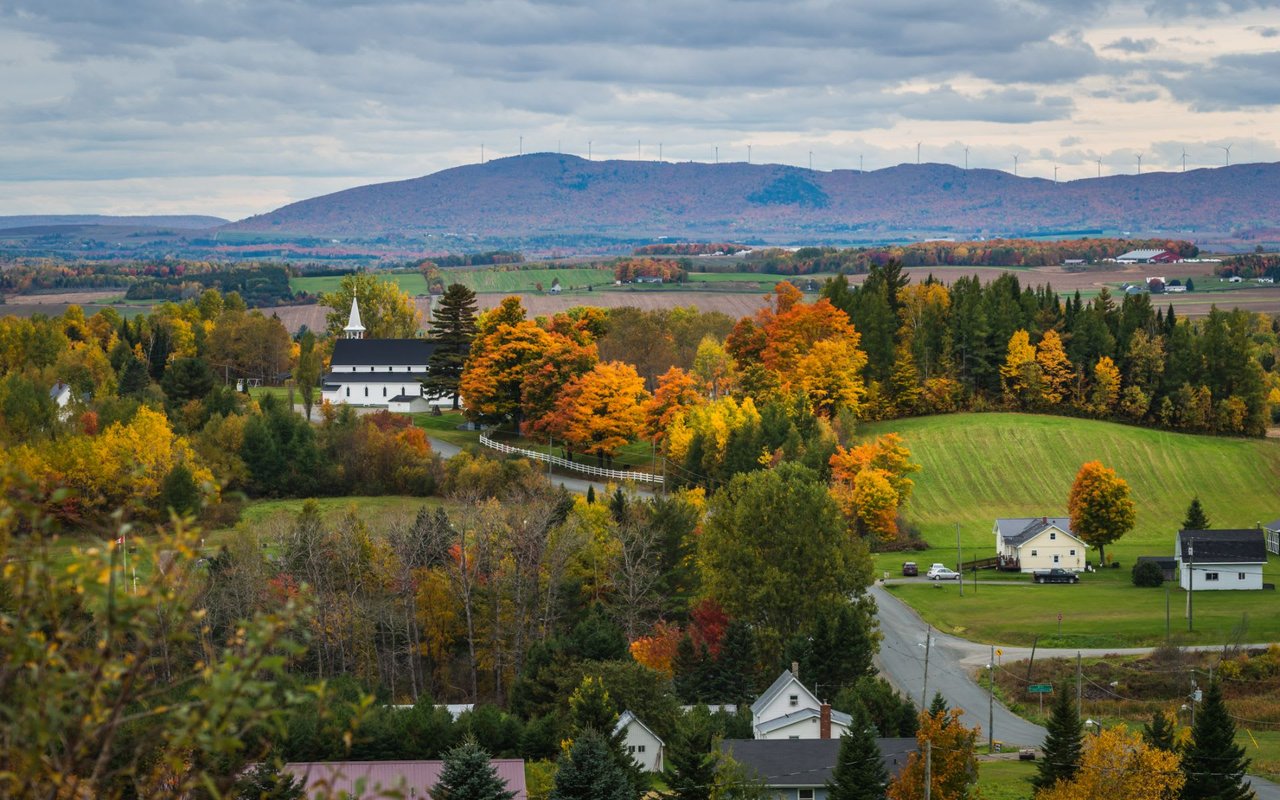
[902,562,919,576]
[927,566,960,581]
[1032,568,1080,584]
[928,563,947,573]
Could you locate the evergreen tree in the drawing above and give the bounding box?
[672,634,702,703]
[716,620,758,706]
[827,705,890,800]
[550,729,635,800]
[424,282,479,409]
[1182,681,1254,800]
[1183,496,1211,530]
[432,738,516,800]
[119,354,151,397]
[664,711,717,800]
[929,692,949,718]
[1142,709,1178,753]
[233,761,305,800]
[157,462,201,516]
[1033,683,1083,792]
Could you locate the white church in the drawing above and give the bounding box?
[319,298,443,413]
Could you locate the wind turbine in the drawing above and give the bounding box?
[917,142,922,165]
[1136,153,1143,175]
[1096,158,1102,178]
[964,146,969,170]
[481,143,485,164]
[1013,154,1019,176]
[519,135,523,156]
[1054,165,1059,184]
[1181,148,1187,172]
[1220,144,1233,166]
[860,154,864,172]
[748,144,752,164]
[637,140,641,160]
[588,141,592,161]
[809,151,813,171]
[714,146,718,164]
[659,142,663,162]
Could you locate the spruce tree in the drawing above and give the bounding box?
[716,620,757,706]
[423,282,479,409]
[664,711,717,800]
[431,738,516,800]
[929,692,950,718]
[1183,496,1211,530]
[827,705,889,800]
[550,729,635,800]
[1182,681,1254,800]
[1032,683,1083,792]
[1142,709,1178,753]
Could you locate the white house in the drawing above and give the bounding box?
[1264,519,1280,556]
[319,298,441,412]
[1177,529,1266,591]
[614,710,664,773]
[994,517,1088,573]
[750,668,851,741]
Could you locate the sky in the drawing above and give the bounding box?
[2,0,1280,220]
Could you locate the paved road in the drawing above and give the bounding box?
[872,583,1280,798]
[426,435,654,498]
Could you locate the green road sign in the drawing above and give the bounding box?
[1028,684,1053,693]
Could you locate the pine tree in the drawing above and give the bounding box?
[424,282,479,409]
[1142,709,1178,753]
[716,620,757,706]
[432,738,516,800]
[828,705,890,800]
[665,712,717,800]
[1182,681,1254,800]
[1033,683,1083,792]
[1183,496,1211,530]
[929,692,949,718]
[550,729,635,800]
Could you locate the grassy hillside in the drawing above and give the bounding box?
[863,413,1280,565]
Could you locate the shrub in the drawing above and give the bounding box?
[1132,560,1164,587]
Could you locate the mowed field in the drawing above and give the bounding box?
[868,413,1280,647]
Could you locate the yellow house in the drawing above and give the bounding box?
[994,517,1089,573]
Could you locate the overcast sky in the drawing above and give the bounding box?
[3,0,1280,220]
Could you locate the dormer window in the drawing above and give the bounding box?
[789,694,799,707]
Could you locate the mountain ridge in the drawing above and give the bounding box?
[0,214,228,231]
[223,154,1280,244]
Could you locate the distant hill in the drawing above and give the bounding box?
[225,154,1280,244]
[0,214,227,231]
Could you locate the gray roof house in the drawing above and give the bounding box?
[1177,529,1267,591]
[721,737,917,800]
[994,517,1088,572]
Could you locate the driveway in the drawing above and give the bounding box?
[871,583,1280,798]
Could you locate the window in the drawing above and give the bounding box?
[345,387,349,397]
[1239,572,1247,580]
[1031,550,1037,557]
[1053,555,1060,564]
[1050,532,1057,540]
[364,387,368,397]
[638,745,646,753]
[789,694,799,707]
[789,735,800,740]
[1205,572,1219,581]
[1070,549,1076,556]
[382,387,387,397]
[799,791,816,800]
[628,745,635,754]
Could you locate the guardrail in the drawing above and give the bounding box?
[478,433,665,486]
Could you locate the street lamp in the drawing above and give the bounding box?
[1085,718,1102,734]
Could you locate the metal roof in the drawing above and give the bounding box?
[1177,530,1266,564]
[284,759,527,800]
[330,338,437,367]
[995,517,1078,547]
[721,738,916,788]
[753,706,854,736]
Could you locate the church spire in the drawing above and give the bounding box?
[344,297,366,339]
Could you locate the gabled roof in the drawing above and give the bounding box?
[995,517,1077,547]
[49,382,71,398]
[1177,530,1266,564]
[614,710,664,745]
[753,707,853,736]
[322,371,431,384]
[721,738,916,788]
[330,338,437,367]
[751,670,817,717]
[1264,519,1280,533]
[1118,249,1169,260]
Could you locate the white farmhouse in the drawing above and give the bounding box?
[750,667,851,741]
[615,710,664,772]
[319,298,440,413]
[993,517,1089,572]
[1177,529,1266,591]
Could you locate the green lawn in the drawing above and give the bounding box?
[865,413,1280,575]
[976,758,1037,800]
[290,267,615,296]
[291,272,432,296]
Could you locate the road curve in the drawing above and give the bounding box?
[425,435,654,498]
[871,583,1280,798]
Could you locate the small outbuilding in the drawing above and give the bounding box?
[1177,529,1267,591]
[615,710,665,773]
[1135,556,1177,582]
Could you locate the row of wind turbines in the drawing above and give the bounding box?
[480,138,1238,178]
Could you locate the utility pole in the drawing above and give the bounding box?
[988,645,995,751]
[1188,540,1195,631]
[924,740,932,800]
[921,626,932,709]
[957,522,963,597]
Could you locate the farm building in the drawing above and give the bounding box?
[1117,249,1179,264]
[1177,529,1266,591]
[319,298,443,413]
[994,517,1088,572]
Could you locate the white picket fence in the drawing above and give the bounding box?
[478,433,665,486]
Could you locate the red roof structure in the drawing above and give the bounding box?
[284,759,527,799]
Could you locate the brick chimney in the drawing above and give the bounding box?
[791,661,799,679]
[820,703,832,739]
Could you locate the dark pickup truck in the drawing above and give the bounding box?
[1033,568,1080,584]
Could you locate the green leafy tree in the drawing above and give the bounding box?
[1033,683,1083,792]
[1183,496,1211,530]
[0,373,58,443]
[1142,709,1178,754]
[319,272,420,339]
[1182,682,1254,800]
[699,463,873,662]
[1067,460,1136,566]
[432,738,517,800]
[709,749,768,800]
[828,705,890,800]
[424,283,480,410]
[550,729,635,800]
[294,331,321,421]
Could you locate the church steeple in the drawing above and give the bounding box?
[343,297,366,339]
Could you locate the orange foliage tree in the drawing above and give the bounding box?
[644,366,706,439]
[887,708,980,800]
[547,361,649,466]
[1068,460,1135,566]
[829,434,920,539]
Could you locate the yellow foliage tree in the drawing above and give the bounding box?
[829,434,920,540]
[1091,356,1122,415]
[1036,329,1074,406]
[794,337,868,418]
[888,709,980,800]
[663,396,762,469]
[1035,725,1184,800]
[692,334,736,399]
[1001,329,1040,408]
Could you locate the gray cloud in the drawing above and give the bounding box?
[1158,50,1280,109]
[1105,36,1157,52]
[1248,24,1280,36]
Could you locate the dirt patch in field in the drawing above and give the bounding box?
[5,290,123,305]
